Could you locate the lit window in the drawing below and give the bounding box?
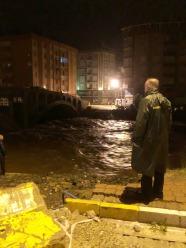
[13,97,23,103]
[60,57,68,64]
[0,97,9,106]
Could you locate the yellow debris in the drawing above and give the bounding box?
[0,182,46,218]
[0,210,61,248]
[0,182,61,247]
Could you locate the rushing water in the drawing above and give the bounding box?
[6,117,186,177]
[6,118,133,176]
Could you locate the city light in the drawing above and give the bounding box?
[110,78,120,89]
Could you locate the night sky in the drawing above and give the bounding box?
[0,0,186,55]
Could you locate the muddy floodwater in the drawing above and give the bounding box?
[5,118,186,177]
[6,119,133,176]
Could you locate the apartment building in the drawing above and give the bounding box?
[77,51,116,103]
[121,22,186,100]
[0,34,77,95]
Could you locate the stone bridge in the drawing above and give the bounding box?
[0,87,83,127]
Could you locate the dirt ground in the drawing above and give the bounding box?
[72,220,186,248]
[1,170,186,247]
[0,170,138,209]
[47,208,186,248]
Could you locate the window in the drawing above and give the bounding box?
[80,76,85,83]
[139,56,147,64]
[123,37,133,47]
[13,97,23,103]
[123,47,132,57]
[124,68,132,77]
[0,97,9,106]
[86,83,92,89]
[123,58,132,67]
[60,57,68,64]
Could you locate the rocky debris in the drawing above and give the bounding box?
[85,210,97,219]
[91,194,105,201]
[133,224,142,232]
[104,196,121,203]
[1,174,185,248]
[129,245,141,248]
[71,210,81,221]
[50,207,72,220]
[0,172,139,210]
[46,229,67,248]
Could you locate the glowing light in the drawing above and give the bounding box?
[60,57,68,64]
[43,85,46,89]
[110,79,120,89]
[125,89,133,97]
[98,86,103,91]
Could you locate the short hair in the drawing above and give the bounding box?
[145,78,159,91]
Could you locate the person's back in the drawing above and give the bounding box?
[131,78,172,202]
[145,92,171,138]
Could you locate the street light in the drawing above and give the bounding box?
[109,78,120,89]
[108,78,120,105]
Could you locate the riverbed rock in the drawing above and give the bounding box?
[133,224,142,232]
[51,207,72,220]
[85,210,97,219]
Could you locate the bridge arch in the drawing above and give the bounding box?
[0,87,83,127]
[35,100,78,123]
[78,100,82,110]
[72,98,77,107]
[46,100,77,112]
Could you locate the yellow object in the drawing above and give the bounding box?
[0,182,46,218]
[65,198,100,215]
[65,198,186,228]
[100,202,139,221]
[65,198,139,221]
[0,211,61,248]
[0,182,61,247]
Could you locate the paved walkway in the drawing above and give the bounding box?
[92,170,186,211]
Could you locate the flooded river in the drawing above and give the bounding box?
[6,118,133,176]
[5,118,186,177]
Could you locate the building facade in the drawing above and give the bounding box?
[0,34,78,95]
[77,51,116,104]
[121,22,186,101]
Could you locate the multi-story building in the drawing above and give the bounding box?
[77,51,116,104]
[121,22,186,102]
[0,34,78,95]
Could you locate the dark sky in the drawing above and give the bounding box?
[0,0,186,52]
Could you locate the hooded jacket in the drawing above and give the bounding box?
[131,90,172,177]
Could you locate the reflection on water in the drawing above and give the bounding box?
[6,118,133,176]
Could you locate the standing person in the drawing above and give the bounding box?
[0,134,5,175]
[131,78,172,203]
